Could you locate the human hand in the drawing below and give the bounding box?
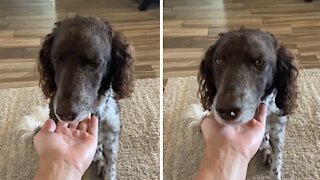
[33,116,99,178]
[201,104,267,162]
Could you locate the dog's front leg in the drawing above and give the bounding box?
[97,98,121,180]
[269,115,287,180]
[99,121,120,180]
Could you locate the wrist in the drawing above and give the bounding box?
[196,145,249,180]
[205,143,251,164]
[34,158,83,180]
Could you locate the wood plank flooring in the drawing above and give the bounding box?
[2,0,320,87]
[0,0,159,89]
[164,0,320,82]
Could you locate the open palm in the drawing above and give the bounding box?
[201,104,267,161]
[33,117,98,173]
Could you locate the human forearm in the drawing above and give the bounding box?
[196,146,249,180]
[34,159,83,180]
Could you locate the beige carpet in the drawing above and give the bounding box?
[164,69,320,180]
[0,78,159,180]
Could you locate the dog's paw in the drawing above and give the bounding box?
[97,161,116,180]
[94,144,107,178]
[93,144,104,161]
[259,133,270,150]
[263,148,272,167]
[97,159,106,178]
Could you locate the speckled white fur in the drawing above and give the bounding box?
[93,89,120,180]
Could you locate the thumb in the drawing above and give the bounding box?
[40,119,57,132]
[254,104,267,125]
[88,116,99,137]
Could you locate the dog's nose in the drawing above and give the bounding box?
[56,106,78,121]
[216,107,241,121]
[58,113,77,121]
[215,93,242,121]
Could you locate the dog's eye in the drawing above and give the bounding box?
[254,59,265,67]
[215,59,225,66]
[89,62,100,68]
[87,60,101,69]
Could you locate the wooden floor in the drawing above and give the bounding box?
[0,0,159,89]
[164,0,320,82]
[3,0,320,87]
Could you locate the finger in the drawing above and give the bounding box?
[68,122,79,129]
[88,116,99,136]
[200,115,213,129]
[254,104,267,124]
[207,113,224,128]
[79,120,88,131]
[56,120,69,131]
[40,119,56,132]
[201,114,224,133]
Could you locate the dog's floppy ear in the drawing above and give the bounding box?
[198,42,219,111]
[274,45,298,115]
[99,20,135,100]
[38,22,61,99]
[111,30,135,99]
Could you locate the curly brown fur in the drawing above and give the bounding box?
[38,23,59,99]
[98,21,135,100]
[273,45,298,115]
[198,43,217,111]
[37,15,135,179]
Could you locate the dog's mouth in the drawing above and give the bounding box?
[212,91,276,125]
[54,110,91,123]
[212,96,260,125]
[212,108,256,125]
[72,111,91,123]
[52,93,96,122]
